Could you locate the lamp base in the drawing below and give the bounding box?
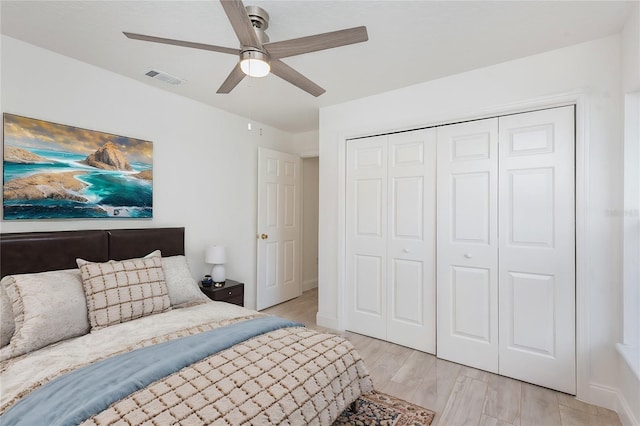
[211,264,226,284]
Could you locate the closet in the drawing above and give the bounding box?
[346,129,437,353]
[345,106,576,394]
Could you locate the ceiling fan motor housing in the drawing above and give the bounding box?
[245,5,270,44]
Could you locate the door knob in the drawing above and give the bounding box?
[464,253,472,259]
[260,233,268,240]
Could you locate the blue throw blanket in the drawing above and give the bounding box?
[1,316,302,426]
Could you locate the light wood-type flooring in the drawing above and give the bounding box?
[262,289,622,426]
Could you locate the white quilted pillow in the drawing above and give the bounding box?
[77,252,171,330]
[160,255,208,306]
[0,269,90,361]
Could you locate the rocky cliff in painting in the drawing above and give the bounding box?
[4,146,48,163]
[3,171,88,202]
[133,169,152,181]
[81,142,132,171]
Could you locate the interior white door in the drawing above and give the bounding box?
[497,106,576,394]
[257,147,301,311]
[386,129,437,353]
[346,130,436,352]
[346,136,388,339]
[437,118,500,373]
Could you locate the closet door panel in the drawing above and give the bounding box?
[498,106,576,394]
[437,118,499,373]
[387,129,437,353]
[346,137,388,339]
[451,265,492,342]
[508,168,555,246]
[452,172,491,243]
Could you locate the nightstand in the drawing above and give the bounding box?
[199,279,244,307]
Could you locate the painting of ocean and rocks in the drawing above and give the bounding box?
[3,114,153,220]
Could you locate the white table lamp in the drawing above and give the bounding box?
[205,245,226,285]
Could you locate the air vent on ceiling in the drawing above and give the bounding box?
[144,69,185,85]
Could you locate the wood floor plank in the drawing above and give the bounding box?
[366,346,412,386]
[483,374,522,425]
[391,350,436,387]
[520,383,562,426]
[459,365,493,383]
[411,357,462,417]
[558,404,602,426]
[479,413,517,426]
[597,406,623,426]
[438,375,488,425]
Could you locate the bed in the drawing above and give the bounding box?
[0,228,373,425]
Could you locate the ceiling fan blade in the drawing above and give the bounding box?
[270,59,325,97]
[123,32,239,55]
[217,63,246,94]
[219,0,260,48]
[264,26,368,59]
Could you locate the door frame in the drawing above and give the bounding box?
[334,90,591,400]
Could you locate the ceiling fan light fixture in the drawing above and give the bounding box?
[240,50,270,77]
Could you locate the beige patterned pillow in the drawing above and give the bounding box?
[77,252,171,330]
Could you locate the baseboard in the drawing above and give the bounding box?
[316,312,340,330]
[302,279,318,292]
[589,383,639,425]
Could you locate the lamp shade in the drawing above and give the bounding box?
[205,245,226,264]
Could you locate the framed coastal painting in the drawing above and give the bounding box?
[2,113,153,220]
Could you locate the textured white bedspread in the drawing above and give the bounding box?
[0,301,373,425]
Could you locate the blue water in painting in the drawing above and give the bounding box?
[3,147,152,220]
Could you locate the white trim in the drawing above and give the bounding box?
[299,150,319,158]
[302,279,318,292]
[335,90,590,398]
[316,312,339,330]
[337,131,348,331]
[617,343,640,379]
[590,382,639,426]
[574,94,592,402]
[622,92,640,356]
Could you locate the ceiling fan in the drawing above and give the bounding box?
[124,0,368,97]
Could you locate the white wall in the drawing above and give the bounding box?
[292,129,319,157]
[622,3,640,94]
[302,157,319,292]
[318,34,628,416]
[0,36,297,310]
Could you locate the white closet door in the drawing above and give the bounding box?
[386,129,436,353]
[437,118,500,373]
[346,136,388,339]
[346,130,436,353]
[498,106,576,394]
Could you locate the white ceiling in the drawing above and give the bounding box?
[1,1,636,133]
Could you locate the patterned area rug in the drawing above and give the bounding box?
[333,391,436,426]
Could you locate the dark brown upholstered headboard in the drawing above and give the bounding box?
[0,227,185,278]
[0,230,108,278]
[107,228,185,260]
